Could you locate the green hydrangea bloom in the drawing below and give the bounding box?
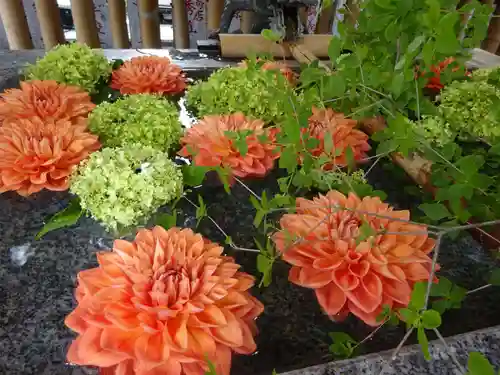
[70,145,183,231]
[439,80,500,141]
[25,43,111,93]
[186,65,295,124]
[89,94,182,151]
[412,115,455,147]
[313,169,367,191]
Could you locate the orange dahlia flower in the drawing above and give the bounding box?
[0,117,100,196]
[239,59,296,85]
[272,191,437,326]
[179,113,279,180]
[0,80,95,123]
[423,57,470,91]
[305,107,370,169]
[111,56,187,95]
[65,226,263,375]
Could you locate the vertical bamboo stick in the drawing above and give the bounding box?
[240,11,253,33]
[34,0,65,49]
[71,0,101,47]
[483,1,500,53]
[138,0,161,48]
[172,0,189,48]
[0,0,34,49]
[315,4,335,34]
[207,0,224,30]
[109,0,129,48]
[345,0,359,25]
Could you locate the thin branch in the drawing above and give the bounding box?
[415,76,421,121]
[424,234,443,309]
[354,320,388,350]
[442,219,500,233]
[234,176,262,201]
[378,328,414,375]
[363,153,384,178]
[466,284,492,295]
[433,329,467,374]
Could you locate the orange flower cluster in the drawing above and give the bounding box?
[272,191,437,326]
[305,107,370,169]
[0,80,99,196]
[65,226,263,375]
[239,59,296,84]
[179,113,279,180]
[424,57,470,91]
[0,80,95,123]
[111,56,187,95]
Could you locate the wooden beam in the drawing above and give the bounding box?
[207,0,224,31]
[138,0,161,48]
[35,0,65,49]
[219,34,331,58]
[0,0,33,49]
[172,0,189,48]
[109,0,129,48]
[71,0,101,47]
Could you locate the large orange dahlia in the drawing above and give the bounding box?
[0,117,100,196]
[272,191,437,326]
[305,107,370,169]
[65,226,263,375]
[179,113,279,179]
[0,80,95,123]
[111,56,187,95]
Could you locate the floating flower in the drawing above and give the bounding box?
[0,80,95,124]
[186,66,296,124]
[111,56,187,95]
[179,113,279,180]
[0,117,100,196]
[65,226,264,375]
[70,145,183,231]
[305,107,370,169]
[25,43,111,94]
[88,94,182,151]
[272,191,437,326]
[238,59,296,84]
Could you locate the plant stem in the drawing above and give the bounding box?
[234,176,262,201]
[424,234,443,309]
[433,329,466,374]
[378,328,414,375]
[466,284,492,295]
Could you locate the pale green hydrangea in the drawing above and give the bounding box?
[186,65,295,124]
[70,145,183,231]
[313,169,367,191]
[89,94,182,151]
[471,67,496,81]
[25,43,111,93]
[412,115,455,147]
[439,80,500,141]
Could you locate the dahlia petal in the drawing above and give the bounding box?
[196,304,227,326]
[346,273,383,313]
[134,333,165,364]
[312,256,343,270]
[210,309,243,347]
[140,357,182,375]
[187,327,216,357]
[233,318,257,354]
[390,244,415,257]
[296,266,333,288]
[168,313,189,349]
[333,268,360,291]
[315,283,347,315]
[383,279,412,305]
[100,327,140,356]
[78,327,129,367]
[347,300,380,326]
[403,263,431,281]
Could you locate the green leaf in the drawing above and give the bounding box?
[36,198,83,240]
[489,269,500,286]
[432,299,450,315]
[410,281,427,311]
[324,131,334,154]
[205,359,218,375]
[395,56,407,71]
[324,74,346,98]
[399,308,420,326]
[279,146,298,173]
[429,277,452,297]
[417,326,431,361]
[256,254,273,287]
[357,221,376,244]
[195,195,207,228]
[421,309,442,329]
[345,146,355,172]
[449,285,467,304]
[391,73,405,98]
[155,211,177,230]
[419,203,451,221]
[467,352,495,375]
[328,331,357,359]
[182,164,208,187]
[328,37,342,64]
[408,35,426,53]
[261,29,282,43]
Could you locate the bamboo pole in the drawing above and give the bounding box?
[315,3,335,34]
[207,0,224,30]
[345,0,359,25]
[0,0,33,49]
[34,0,65,49]
[109,0,129,48]
[138,0,161,48]
[483,1,500,53]
[172,0,189,48]
[71,0,101,47]
[240,11,253,33]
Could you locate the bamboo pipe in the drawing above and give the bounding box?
[315,3,335,34]
[345,0,359,25]
[240,11,253,33]
[0,0,34,49]
[172,0,189,48]
[70,0,101,47]
[109,0,129,48]
[207,0,224,31]
[483,2,500,53]
[34,0,65,49]
[138,0,161,48]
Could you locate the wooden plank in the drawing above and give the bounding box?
[219,34,331,58]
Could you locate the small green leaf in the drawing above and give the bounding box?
[449,285,467,304]
[36,198,83,240]
[399,308,420,326]
[357,221,376,244]
[328,331,357,359]
[253,210,266,228]
[205,358,218,375]
[324,74,346,98]
[467,352,495,375]
[261,29,282,43]
[182,164,208,187]
[419,203,451,221]
[489,269,500,286]
[432,299,450,315]
[345,146,355,172]
[195,195,207,228]
[391,73,405,98]
[410,281,427,311]
[417,326,431,360]
[328,37,343,64]
[324,131,334,154]
[155,211,177,230]
[430,277,452,297]
[279,146,298,173]
[421,309,442,329]
[256,254,273,287]
[408,35,426,53]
